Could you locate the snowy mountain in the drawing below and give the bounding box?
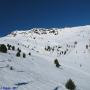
[0,25,90,90]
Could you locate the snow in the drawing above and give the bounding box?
[0,25,90,90]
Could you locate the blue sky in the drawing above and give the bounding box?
[0,0,90,36]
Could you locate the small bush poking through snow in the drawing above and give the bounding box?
[86,45,88,49]
[65,79,76,90]
[10,66,14,70]
[0,44,7,53]
[54,86,59,90]
[74,41,77,45]
[54,59,61,68]
[29,52,31,56]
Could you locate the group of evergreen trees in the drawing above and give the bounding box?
[0,44,7,53]
[0,44,31,58]
[16,47,31,58]
[7,44,15,50]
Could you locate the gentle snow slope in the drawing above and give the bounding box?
[0,25,90,90]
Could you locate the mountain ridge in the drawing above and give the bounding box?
[4,25,90,37]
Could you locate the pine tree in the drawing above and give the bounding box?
[23,53,26,58]
[16,52,20,57]
[54,59,61,68]
[65,79,76,90]
[0,44,7,53]
[12,46,15,50]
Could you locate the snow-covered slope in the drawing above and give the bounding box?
[0,25,90,90]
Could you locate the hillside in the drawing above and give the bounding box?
[0,25,90,90]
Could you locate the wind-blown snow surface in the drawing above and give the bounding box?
[0,25,90,90]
